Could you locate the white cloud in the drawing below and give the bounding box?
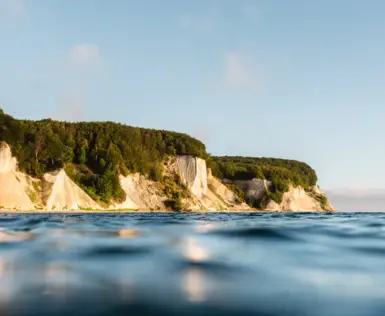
[68,43,101,68]
[0,0,26,19]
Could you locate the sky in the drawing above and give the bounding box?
[1,0,385,211]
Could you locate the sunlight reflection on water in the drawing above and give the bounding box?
[0,212,384,316]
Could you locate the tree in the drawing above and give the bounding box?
[34,133,45,174]
[167,146,177,156]
[77,146,87,165]
[149,163,163,182]
[61,146,74,163]
[211,156,318,207]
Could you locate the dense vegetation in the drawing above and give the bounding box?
[0,110,206,205]
[209,156,318,208]
[0,109,321,209]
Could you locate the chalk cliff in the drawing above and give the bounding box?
[43,169,100,210]
[265,186,335,212]
[172,156,208,198]
[168,156,251,211]
[113,174,166,211]
[0,143,35,210]
[0,143,100,211]
[0,144,334,212]
[231,178,272,201]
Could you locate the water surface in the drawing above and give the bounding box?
[0,212,384,316]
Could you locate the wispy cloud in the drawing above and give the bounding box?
[178,15,215,33]
[52,43,104,121]
[68,43,102,68]
[0,0,26,20]
[224,52,261,88]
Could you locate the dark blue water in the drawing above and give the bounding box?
[0,212,384,316]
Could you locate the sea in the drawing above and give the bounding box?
[0,212,383,316]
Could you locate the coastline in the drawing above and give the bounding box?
[0,209,266,214]
[0,209,334,214]
[0,141,335,213]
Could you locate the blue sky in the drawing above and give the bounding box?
[1,0,385,201]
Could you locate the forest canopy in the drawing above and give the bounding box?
[0,110,206,204]
[0,110,319,207]
[210,156,317,188]
[209,156,318,207]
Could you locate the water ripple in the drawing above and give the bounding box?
[210,227,299,241]
[0,212,383,316]
[82,245,154,258]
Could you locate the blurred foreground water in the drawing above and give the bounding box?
[0,212,384,316]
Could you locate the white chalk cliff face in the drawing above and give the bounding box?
[0,143,101,211]
[113,174,166,211]
[173,156,208,198]
[264,186,335,212]
[265,187,317,212]
[0,143,35,210]
[225,177,334,212]
[170,156,250,211]
[231,179,272,201]
[0,143,17,173]
[0,143,333,212]
[43,169,100,211]
[205,170,251,211]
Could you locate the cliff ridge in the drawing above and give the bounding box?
[0,110,334,212]
[0,145,333,212]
